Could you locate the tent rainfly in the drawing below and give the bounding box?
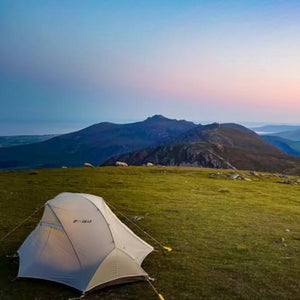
[17,193,154,294]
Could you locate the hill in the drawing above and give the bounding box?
[252,125,300,134]
[0,115,196,170]
[270,129,300,141]
[0,134,58,148]
[172,123,282,154]
[105,123,300,174]
[262,135,300,157]
[0,166,299,299]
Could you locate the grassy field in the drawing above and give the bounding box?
[0,166,299,300]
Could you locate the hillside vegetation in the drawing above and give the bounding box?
[0,166,300,299]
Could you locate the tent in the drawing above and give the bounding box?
[17,192,154,294]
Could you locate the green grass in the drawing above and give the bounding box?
[0,166,300,300]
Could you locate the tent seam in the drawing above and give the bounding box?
[83,248,115,292]
[86,274,149,293]
[80,194,115,247]
[85,248,149,293]
[17,226,51,278]
[47,204,83,269]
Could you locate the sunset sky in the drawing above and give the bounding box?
[1,1,300,134]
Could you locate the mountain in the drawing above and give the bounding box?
[0,115,196,170]
[261,135,300,157]
[0,134,58,148]
[172,123,282,155]
[104,123,300,174]
[252,125,300,134]
[269,129,300,141]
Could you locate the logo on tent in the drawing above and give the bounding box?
[73,219,92,223]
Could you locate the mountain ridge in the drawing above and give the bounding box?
[104,123,300,174]
[261,135,300,157]
[1,115,299,174]
[0,115,196,169]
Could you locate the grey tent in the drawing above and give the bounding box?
[17,193,153,293]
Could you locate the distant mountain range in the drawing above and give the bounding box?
[1,115,299,174]
[261,136,300,157]
[252,125,300,135]
[269,129,300,141]
[252,124,300,157]
[0,134,58,148]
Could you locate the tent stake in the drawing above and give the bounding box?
[147,278,166,300]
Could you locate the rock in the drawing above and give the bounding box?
[29,171,39,175]
[285,229,290,232]
[62,166,68,168]
[277,180,293,184]
[115,161,128,167]
[283,180,292,184]
[146,162,154,166]
[231,173,240,180]
[279,174,289,178]
[244,178,252,181]
[84,162,94,168]
[249,171,258,176]
[131,216,143,222]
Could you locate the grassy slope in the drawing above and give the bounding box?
[0,167,299,300]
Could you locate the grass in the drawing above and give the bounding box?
[0,166,300,299]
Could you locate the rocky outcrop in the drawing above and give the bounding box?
[104,143,235,169]
[103,123,300,174]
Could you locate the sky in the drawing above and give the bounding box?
[0,0,300,135]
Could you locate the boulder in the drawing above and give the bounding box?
[84,162,94,168]
[115,161,128,167]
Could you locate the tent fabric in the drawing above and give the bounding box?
[17,193,153,292]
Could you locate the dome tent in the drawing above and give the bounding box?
[17,192,154,294]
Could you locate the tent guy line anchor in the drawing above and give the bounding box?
[147,278,166,300]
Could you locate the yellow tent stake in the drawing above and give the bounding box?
[163,246,172,252]
[147,279,165,300]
